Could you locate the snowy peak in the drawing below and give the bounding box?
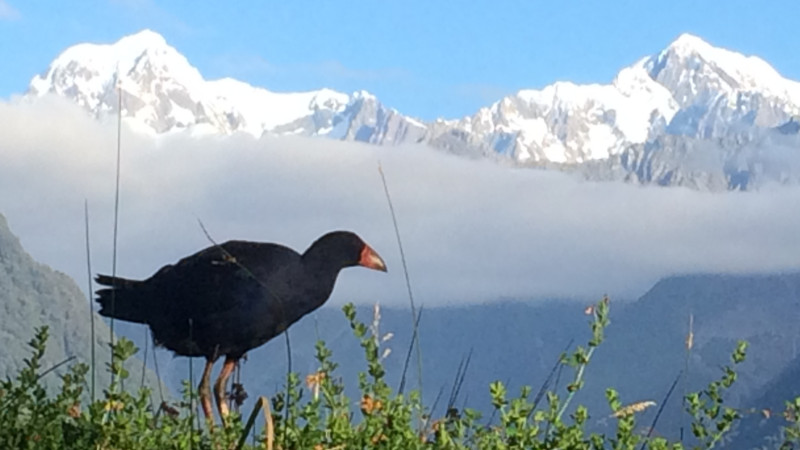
[23,29,800,190]
[205,78,351,135]
[668,35,799,138]
[30,29,201,98]
[116,28,169,50]
[437,33,800,164]
[26,29,428,142]
[657,32,783,85]
[29,29,219,133]
[644,33,800,110]
[27,29,406,138]
[436,61,680,164]
[662,33,724,61]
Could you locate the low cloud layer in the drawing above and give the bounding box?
[2,97,800,307]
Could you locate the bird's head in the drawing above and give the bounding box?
[305,231,387,272]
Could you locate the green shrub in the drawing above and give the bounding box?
[2,298,799,449]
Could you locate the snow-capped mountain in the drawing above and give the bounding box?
[27,29,425,141]
[30,30,233,134]
[647,34,800,137]
[430,33,800,166]
[427,68,678,163]
[25,30,800,190]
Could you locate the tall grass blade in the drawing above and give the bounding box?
[151,330,165,405]
[428,385,445,421]
[398,306,423,394]
[140,326,148,392]
[682,312,693,444]
[641,370,683,450]
[283,330,292,450]
[378,163,423,399]
[37,356,76,380]
[84,200,96,401]
[530,338,574,416]
[447,349,472,412]
[109,67,123,385]
[236,396,274,450]
[188,319,196,437]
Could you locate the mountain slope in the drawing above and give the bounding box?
[0,212,163,394]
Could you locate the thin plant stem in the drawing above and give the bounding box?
[37,356,76,380]
[447,349,473,412]
[236,396,274,450]
[109,67,123,386]
[398,307,423,394]
[529,339,574,419]
[556,347,596,421]
[188,319,195,440]
[378,163,423,401]
[151,331,165,405]
[84,200,96,401]
[555,301,608,423]
[682,312,693,444]
[283,330,292,450]
[140,326,149,390]
[641,370,683,450]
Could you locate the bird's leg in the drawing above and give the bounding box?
[198,358,215,423]
[214,356,237,420]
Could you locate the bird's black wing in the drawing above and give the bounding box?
[145,240,302,320]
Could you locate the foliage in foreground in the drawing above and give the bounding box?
[2,299,800,449]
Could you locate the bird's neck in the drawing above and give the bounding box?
[302,244,350,278]
[300,255,344,307]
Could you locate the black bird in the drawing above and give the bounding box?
[95,231,386,420]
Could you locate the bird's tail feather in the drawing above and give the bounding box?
[95,274,148,324]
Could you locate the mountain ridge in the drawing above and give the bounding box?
[24,29,800,190]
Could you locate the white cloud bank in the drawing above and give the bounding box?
[2,96,800,307]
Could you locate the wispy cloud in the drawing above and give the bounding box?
[0,0,20,20]
[3,97,800,307]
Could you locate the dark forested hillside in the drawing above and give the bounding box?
[0,213,162,395]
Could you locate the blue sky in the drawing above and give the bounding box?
[1,0,798,120]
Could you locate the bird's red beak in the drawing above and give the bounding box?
[359,244,387,272]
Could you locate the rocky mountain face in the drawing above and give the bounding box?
[25,30,800,190]
[573,122,800,190]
